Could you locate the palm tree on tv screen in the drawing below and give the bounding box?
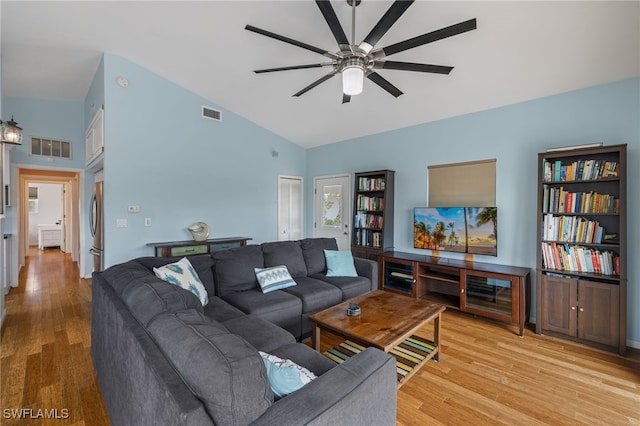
[475,207,498,242]
[447,221,457,247]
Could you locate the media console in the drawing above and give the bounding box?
[380,251,531,336]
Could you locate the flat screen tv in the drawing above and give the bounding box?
[413,207,497,256]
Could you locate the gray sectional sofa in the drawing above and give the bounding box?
[91,238,397,426]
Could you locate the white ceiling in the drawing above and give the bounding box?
[2,1,639,148]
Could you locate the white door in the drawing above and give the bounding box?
[278,175,303,241]
[313,175,351,250]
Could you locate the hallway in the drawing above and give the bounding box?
[1,247,109,425]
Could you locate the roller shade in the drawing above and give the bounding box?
[428,159,496,207]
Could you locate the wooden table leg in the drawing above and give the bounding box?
[312,324,321,352]
[434,312,441,361]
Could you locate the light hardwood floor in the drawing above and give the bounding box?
[1,248,639,425]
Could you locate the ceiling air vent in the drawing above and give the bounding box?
[202,106,221,121]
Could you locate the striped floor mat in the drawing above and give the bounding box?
[323,335,436,382]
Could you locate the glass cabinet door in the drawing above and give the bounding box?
[462,270,517,322]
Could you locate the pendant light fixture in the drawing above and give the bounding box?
[1,116,24,145]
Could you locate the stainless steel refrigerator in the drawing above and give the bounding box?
[89,181,103,272]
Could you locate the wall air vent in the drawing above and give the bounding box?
[202,106,222,121]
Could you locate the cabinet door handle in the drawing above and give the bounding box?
[571,306,576,310]
[579,308,584,312]
[460,288,465,293]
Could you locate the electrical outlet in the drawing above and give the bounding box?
[127,205,140,213]
[116,219,127,228]
[144,218,152,227]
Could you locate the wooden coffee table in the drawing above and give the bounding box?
[309,290,445,386]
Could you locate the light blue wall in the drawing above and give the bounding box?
[1,96,88,279]
[306,77,640,345]
[3,97,86,169]
[100,54,306,266]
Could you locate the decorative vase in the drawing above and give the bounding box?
[187,222,209,241]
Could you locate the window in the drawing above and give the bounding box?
[31,137,72,159]
[28,186,39,213]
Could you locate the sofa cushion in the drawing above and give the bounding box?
[119,276,204,328]
[153,257,209,306]
[259,351,317,399]
[147,311,273,425]
[203,296,246,322]
[300,238,338,275]
[212,245,264,297]
[312,274,373,300]
[221,290,302,338]
[255,265,297,293]
[101,260,160,296]
[221,315,296,353]
[324,250,358,277]
[261,241,308,278]
[282,277,343,313]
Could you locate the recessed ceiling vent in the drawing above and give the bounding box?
[202,106,222,121]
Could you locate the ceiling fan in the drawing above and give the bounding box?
[245,0,477,103]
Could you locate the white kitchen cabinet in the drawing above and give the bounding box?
[86,106,104,168]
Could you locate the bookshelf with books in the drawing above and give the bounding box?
[536,144,627,355]
[351,170,394,261]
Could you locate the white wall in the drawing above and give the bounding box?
[27,183,63,246]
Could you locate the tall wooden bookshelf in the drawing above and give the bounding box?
[535,144,627,355]
[351,170,394,261]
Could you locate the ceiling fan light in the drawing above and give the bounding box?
[342,66,364,96]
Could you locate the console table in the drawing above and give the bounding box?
[380,251,531,336]
[147,237,251,257]
[38,224,62,249]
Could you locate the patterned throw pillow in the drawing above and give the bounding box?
[259,351,317,398]
[254,265,296,293]
[153,257,209,306]
[324,250,358,277]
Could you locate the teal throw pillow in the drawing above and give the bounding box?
[259,351,317,398]
[153,257,209,306]
[324,250,358,277]
[255,265,296,293]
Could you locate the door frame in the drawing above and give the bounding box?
[313,173,351,250]
[16,167,82,278]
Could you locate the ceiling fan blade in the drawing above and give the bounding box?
[316,0,350,52]
[245,25,339,59]
[342,93,351,104]
[374,60,453,74]
[254,63,333,74]
[366,72,403,97]
[359,0,414,54]
[376,18,477,57]
[293,72,337,97]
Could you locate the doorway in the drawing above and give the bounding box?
[313,174,351,250]
[17,168,81,275]
[278,175,303,241]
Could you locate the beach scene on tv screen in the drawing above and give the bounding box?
[414,207,497,256]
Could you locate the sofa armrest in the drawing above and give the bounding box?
[354,257,379,292]
[250,348,397,426]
